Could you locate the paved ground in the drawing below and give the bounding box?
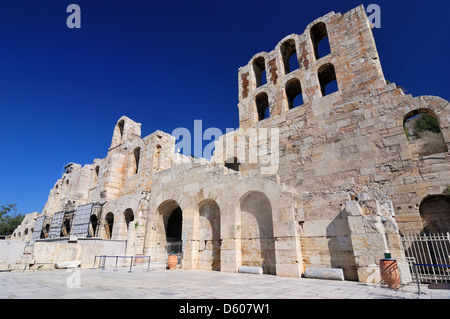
[0,264,449,300]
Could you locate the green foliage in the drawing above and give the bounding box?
[404,126,410,141]
[0,204,24,235]
[413,113,441,137]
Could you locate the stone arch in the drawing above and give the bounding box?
[238,190,276,274]
[109,116,142,149]
[41,223,51,239]
[154,200,184,260]
[110,119,125,149]
[124,208,134,230]
[255,91,270,121]
[89,214,99,237]
[198,199,221,271]
[94,165,100,181]
[400,96,450,146]
[310,21,330,60]
[419,195,450,234]
[133,147,141,174]
[252,54,267,88]
[318,63,338,96]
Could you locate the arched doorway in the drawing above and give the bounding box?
[239,191,276,274]
[166,207,182,243]
[105,212,114,239]
[156,200,183,261]
[419,195,450,234]
[198,199,221,271]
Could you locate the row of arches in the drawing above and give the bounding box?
[31,209,131,240]
[96,209,134,240]
[254,63,338,121]
[12,227,31,239]
[253,22,331,88]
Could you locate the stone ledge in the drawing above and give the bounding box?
[304,267,344,281]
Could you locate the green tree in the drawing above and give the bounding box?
[0,204,24,235]
[413,113,441,137]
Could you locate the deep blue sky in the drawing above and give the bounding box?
[1,0,449,215]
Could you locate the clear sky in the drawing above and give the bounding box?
[1,0,449,215]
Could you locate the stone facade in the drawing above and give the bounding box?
[10,5,450,282]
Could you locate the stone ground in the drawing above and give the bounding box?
[0,263,449,300]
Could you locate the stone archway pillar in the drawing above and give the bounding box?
[219,202,241,273]
[220,238,241,273]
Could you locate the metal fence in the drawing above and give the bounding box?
[401,233,450,283]
[92,255,151,273]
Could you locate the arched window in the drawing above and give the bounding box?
[253,56,267,87]
[95,166,100,181]
[111,119,126,149]
[90,215,98,237]
[280,39,299,74]
[118,120,125,140]
[124,209,134,229]
[61,219,71,237]
[285,78,303,109]
[198,199,221,271]
[105,212,114,239]
[134,147,141,174]
[318,63,338,96]
[42,223,51,239]
[166,207,182,242]
[310,22,331,60]
[255,92,270,121]
[403,109,447,157]
[239,191,275,274]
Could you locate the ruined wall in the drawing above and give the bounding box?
[213,4,450,279]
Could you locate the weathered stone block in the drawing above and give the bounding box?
[304,267,344,281]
